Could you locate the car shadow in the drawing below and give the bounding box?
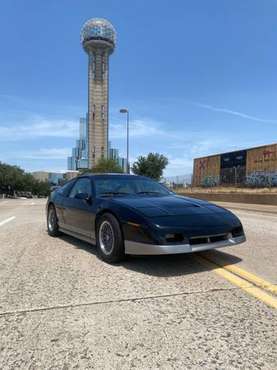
[121,250,242,277]
[59,233,242,278]
[60,234,98,256]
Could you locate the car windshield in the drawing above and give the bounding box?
[94,177,171,197]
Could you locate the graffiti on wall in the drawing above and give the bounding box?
[246,171,277,187]
[199,159,207,170]
[201,175,220,187]
[253,150,277,164]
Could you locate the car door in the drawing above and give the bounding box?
[55,180,76,227]
[63,177,94,239]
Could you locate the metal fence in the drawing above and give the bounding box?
[164,175,192,189]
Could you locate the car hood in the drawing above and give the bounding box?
[114,195,241,236]
[114,194,229,218]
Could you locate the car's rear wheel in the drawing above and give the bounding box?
[96,213,125,263]
[47,204,61,237]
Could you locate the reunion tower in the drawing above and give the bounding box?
[80,18,116,168]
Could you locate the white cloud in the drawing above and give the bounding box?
[9,147,72,160]
[168,157,193,169]
[190,101,277,124]
[2,100,271,176]
[110,116,238,176]
[110,118,168,139]
[0,116,78,141]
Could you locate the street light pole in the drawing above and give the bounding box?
[119,108,129,173]
[126,110,129,173]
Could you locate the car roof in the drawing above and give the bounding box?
[79,173,149,180]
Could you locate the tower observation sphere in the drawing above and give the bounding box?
[81,18,116,51]
[80,18,116,168]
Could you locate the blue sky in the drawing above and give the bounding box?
[0,0,276,176]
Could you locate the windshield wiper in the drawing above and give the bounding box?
[136,191,162,195]
[99,191,131,197]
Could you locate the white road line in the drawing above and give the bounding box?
[0,216,16,227]
[0,201,8,205]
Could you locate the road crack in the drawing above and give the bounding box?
[0,285,244,317]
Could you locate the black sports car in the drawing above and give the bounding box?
[46,174,246,263]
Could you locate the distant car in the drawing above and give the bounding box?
[16,191,33,198]
[15,191,29,198]
[46,174,246,263]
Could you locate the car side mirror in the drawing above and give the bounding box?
[75,192,92,203]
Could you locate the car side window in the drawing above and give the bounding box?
[69,178,92,198]
[57,180,75,197]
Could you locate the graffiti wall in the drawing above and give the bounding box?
[245,144,277,187]
[193,155,220,187]
[192,143,277,188]
[246,144,277,173]
[246,171,277,187]
[201,175,220,187]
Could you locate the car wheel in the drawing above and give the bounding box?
[47,204,62,237]
[96,213,125,263]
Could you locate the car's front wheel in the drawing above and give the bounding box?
[96,213,125,263]
[47,204,61,237]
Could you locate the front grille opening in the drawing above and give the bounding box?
[190,237,208,245]
[189,233,228,245]
[165,233,184,244]
[232,226,243,237]
[210,234,228,243]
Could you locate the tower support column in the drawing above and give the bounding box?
[87,50,109,168]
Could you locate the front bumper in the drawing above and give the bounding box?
[125,235,246,255]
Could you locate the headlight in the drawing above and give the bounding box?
[232,226,244,237]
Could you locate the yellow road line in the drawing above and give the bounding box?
[201,252,277,295]
[195,255,277,310]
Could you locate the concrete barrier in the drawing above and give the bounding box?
[177,192,277,205]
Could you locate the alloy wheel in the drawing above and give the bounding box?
[99,220,115,255]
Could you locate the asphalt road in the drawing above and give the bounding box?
[0,198,276,369]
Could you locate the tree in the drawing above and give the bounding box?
[90,158,124,174]
[32,180,51,197]
[78,168,89,175]
[132,153,168,181]
[0,162,50,196]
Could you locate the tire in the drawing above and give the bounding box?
[96,213,125,263]
[47,204,62,237]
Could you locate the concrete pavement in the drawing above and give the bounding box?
[213,202,277,283]
[215,201,277,214]
[0,199,276,369]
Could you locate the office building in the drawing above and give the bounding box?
[67,116,89,170]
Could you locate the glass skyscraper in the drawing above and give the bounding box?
[67,116,89,170]
[67,117,127,172]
